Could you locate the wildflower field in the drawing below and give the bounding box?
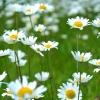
[0,0,100,100]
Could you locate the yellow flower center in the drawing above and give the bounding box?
[44,43,52,49]
[39,4,47,11]
[27,9,32,13]
[9,32,18,40]
[80,54,84,61]
[17,87,32,97]
[96,61,100,65]
[65,89,76,99]
[74,20,83,28]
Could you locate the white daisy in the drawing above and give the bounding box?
[35,72,49,81]
[22,5,38,15]
[7,76,47,99]
[71,51,92,62]
[0,71,7,81]
[92,18,100,27]
[34,24,46,33]
[72,72,93,83]
[42,41,59,51]
[93,68,100,73]
[2,30,25,44]
[30,44,45,56]
[21,36,37,45]
[35,3,54,12]
[67,16,89,30]
[7,3,23,13]
[58,82,82,100]
[89,59,100,66]
[0,49,11,57]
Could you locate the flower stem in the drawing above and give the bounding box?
[14,51,22,83]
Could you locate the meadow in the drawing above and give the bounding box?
[0,0,100,100]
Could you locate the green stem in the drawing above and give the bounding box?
[14,51,22,83]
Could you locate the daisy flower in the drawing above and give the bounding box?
[30,44,45,56]
[93,68,100,73]
[7,76,47,99]
[21,36,37,45]
[89,59,100,66]
[0,71,7,81]
[22,5,38,15]
[2,30,25,44]
[35,3,54,12]
[57,82,82,100]
[0,49,11,57]
[34,24,46,33]
[35,72,49,81]
[67,16,89,30]
[72,72,93,83]
[92,18,100,27]
[71,51,92,62]
[42,41,59,51]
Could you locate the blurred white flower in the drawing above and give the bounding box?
[2,30,25,44]
[7,76,47,99]
[30,44,44,56]
[42,41,59,51]
[58,82,82,100]
[67,16,89,30]
[22,5,38,15]
[8,50,27,67]
[92,18,100,27]
[34,24,46,33]
[93,68,100,73]
[71,51,92,62]
[35,3,54,12]
[89,59,100,66]
[72,72,93,83]
[0,71,7,81]
[21,36,37,45]
[81,34,89,40]
[0,49,11,57]
[7,3,22,13]
[35,72,49,81]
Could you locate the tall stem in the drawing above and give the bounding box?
[76,33,79,72]
[14,51,22,83]
[76,33,81,100]
[29,16,34,35]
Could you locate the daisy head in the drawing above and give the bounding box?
[58,82,82,100]
[71,51,92,62]
[7,76,47,99]
[92,18,100,27]
[72,72,93,83]
[34,24,46,33]
[67,16,89,30]
[21,36,37,45]
[35,3,54,12]
[3,30,25,44]
[0,49,11,57]
[22,5,38,15]
[42,41,59,51]
[35,71,49,81]
[93,68,100,73]
[89,59,100,66]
